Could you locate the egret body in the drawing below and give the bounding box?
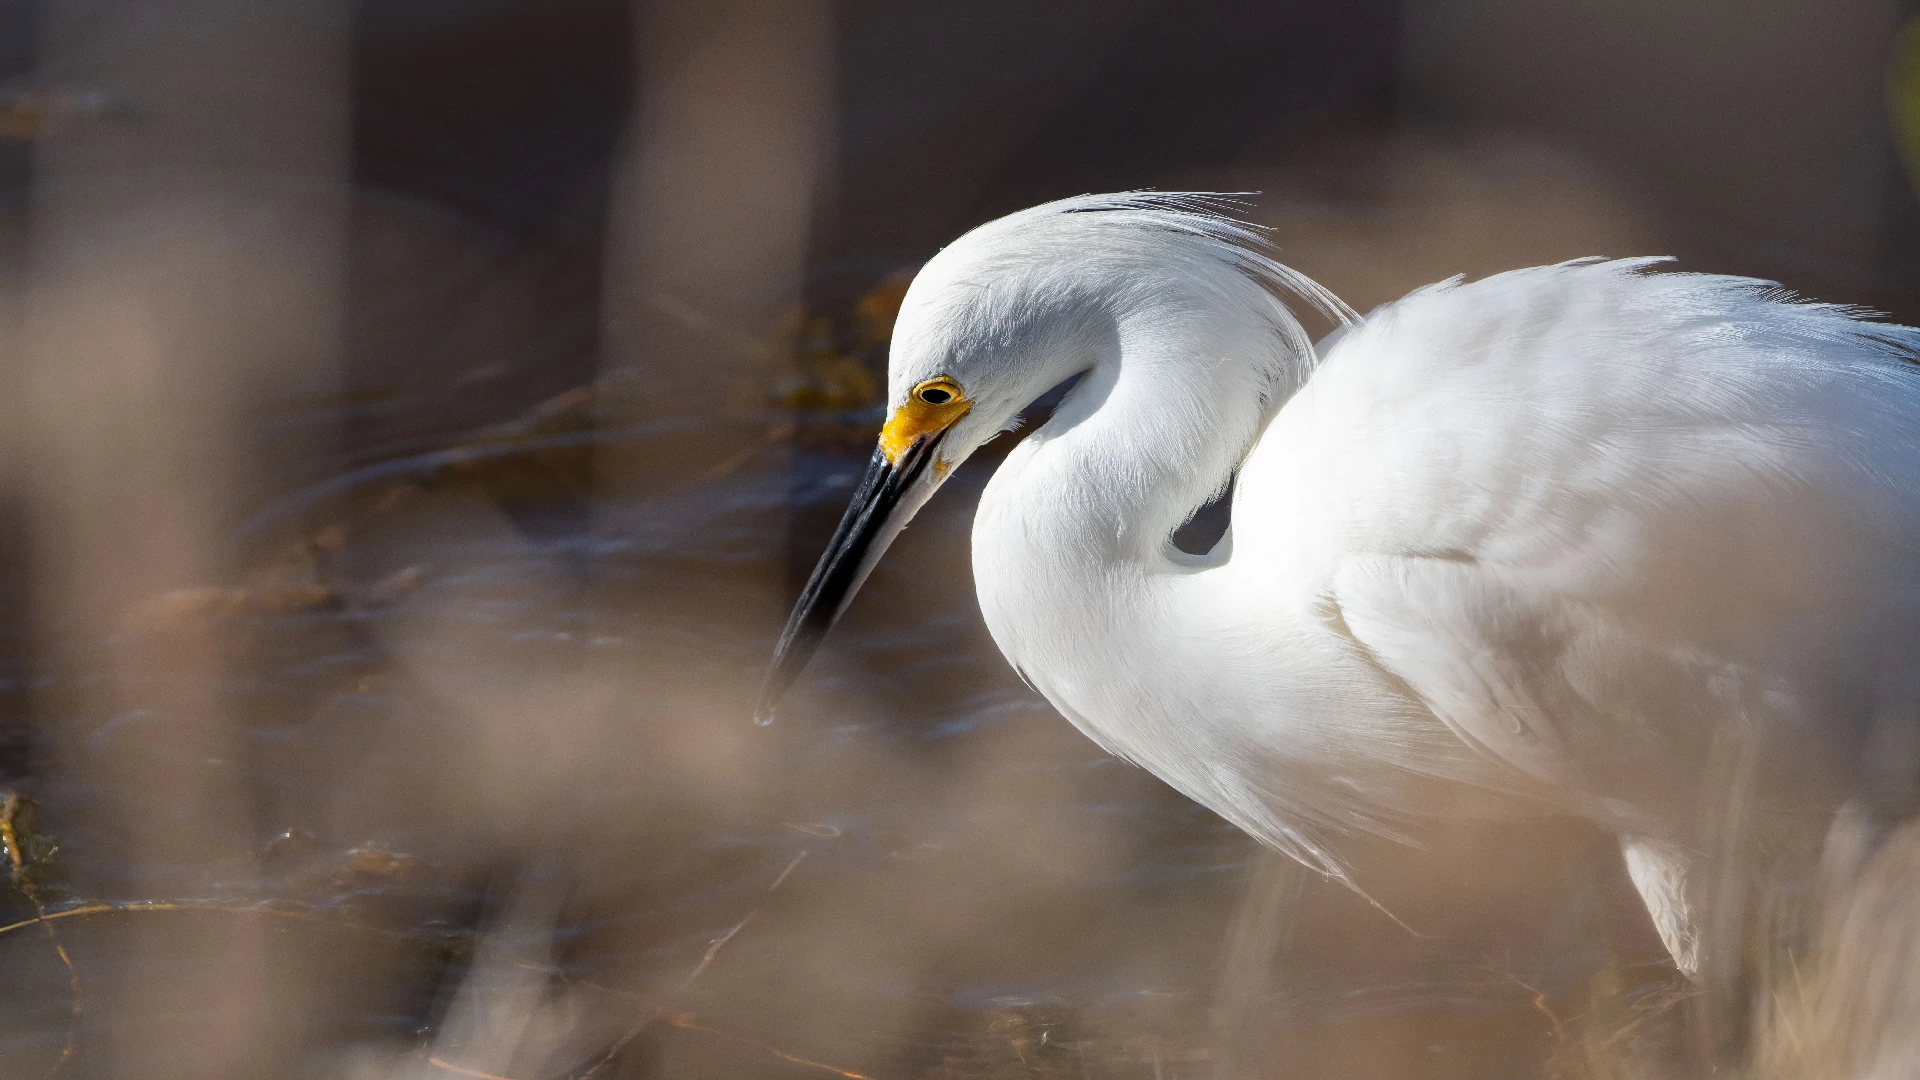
[760,193,1920,982]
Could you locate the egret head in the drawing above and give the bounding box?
[755,192,1350,720]
[753,212,1106,722]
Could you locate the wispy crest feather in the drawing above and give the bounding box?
[1048,190,1359,326]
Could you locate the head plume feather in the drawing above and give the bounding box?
[1011,190,1356,327]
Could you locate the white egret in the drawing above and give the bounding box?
[758,192,1920,985]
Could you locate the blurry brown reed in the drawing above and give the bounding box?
[1749,821,1920,1080]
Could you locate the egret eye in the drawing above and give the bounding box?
[919,387,953,404]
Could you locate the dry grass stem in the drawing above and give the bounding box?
[565,848,811,1080]
[427,1057,523,1080]
[661,1011,884,1080]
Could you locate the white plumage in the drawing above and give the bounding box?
[765,192,1920,982]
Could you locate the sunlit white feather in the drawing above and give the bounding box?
[884,191,1920,975]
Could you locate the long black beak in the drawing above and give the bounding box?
[756,430,949,722]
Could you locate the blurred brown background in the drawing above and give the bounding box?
[0,1,1915,1078]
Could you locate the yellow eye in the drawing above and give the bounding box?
[912,376,965,405]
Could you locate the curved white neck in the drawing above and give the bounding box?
[967,290,1317,774]
[977,297,1307,571]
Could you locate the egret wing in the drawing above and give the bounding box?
[1328,554,1730,833]
[1237,259,1920,829]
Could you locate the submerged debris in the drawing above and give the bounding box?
[125,582,339,632]
[0,84,142,140]
[0,791,61,903]
[852,271,913,349]
[774,313,881,410]
[771,273,910,411]
[924,1003,1087,1080]
[348,844,421,880]
[364,565,429,606]
[3,791,80,1074]
[1893,16,1920,201]
[261,828,323,865]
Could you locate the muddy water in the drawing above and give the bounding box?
[0,373,1684,1079]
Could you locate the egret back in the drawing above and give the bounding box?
[1234,259,1920,838]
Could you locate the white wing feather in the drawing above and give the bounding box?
[1238,260,1920,840]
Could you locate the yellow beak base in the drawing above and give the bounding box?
[879,379,970,466]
